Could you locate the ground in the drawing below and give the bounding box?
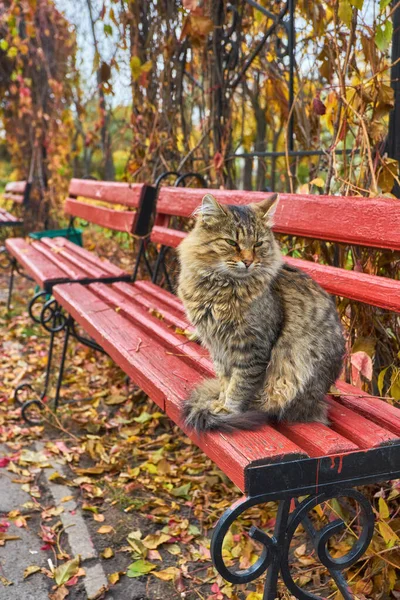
[0,231,399,600]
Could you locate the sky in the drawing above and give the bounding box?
[54,0,132,106]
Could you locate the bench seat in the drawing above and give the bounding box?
[53,279,400,495]
[6,236,130,292]
[0,207,23,226]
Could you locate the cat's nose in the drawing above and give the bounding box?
[243,259,253,268]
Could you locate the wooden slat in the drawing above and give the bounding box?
[156,187,400,250]
[334,381,400,437]
[31,241,89,280]
[285,256,400,313]
[5,238,68,287]
[64,198,136,233]
[39,237,126,278]
[276,422,358,456]
[133,281,186,315]
[53,282,253,491]
[3,193,24,204]
[0,208,20,222]
[151,226,186,248]
[68,179,144,208]
[113,282,191,333]
[5,181,26,194]
[92,283,212,376]
[326,397,400,448]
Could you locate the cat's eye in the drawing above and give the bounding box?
[254,241,263,248]
[225,239,238,247]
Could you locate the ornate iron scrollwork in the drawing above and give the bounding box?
[211,489,375,599]
[28,291,50,324]
[39,298,68,333]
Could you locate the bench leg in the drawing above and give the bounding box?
[16,298,70,424]
[211,488,374,599]
[6,259,16,311]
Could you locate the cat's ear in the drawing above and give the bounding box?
[254,193,280,226]
[194,193,227,224]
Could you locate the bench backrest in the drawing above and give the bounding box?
[3,181,30,205]
[152,187,400,313]
[65,179,156,236]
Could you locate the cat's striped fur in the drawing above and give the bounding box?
[177,194,345,432]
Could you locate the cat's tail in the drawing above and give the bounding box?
[182,379,269,433]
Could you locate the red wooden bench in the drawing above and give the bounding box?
[4,178,156,310]
[0,180,31,228]
[27,187,400,597]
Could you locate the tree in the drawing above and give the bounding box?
[0,0,79,230]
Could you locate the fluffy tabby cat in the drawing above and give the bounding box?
[177,193,345,432]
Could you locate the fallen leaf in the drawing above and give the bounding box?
[101,547,114,559]
[108,572,121,585]
[0,575,13,586]
[97,525,113,534]
[54,556,80,586]
[142,533,171,549]
[23,565,41,579]
[153,566,180,581]
[93,514,105,523]
[127,560,156,578]
[170,483,191,498]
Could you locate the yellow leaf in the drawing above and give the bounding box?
[153,567,180,581]
[378,497,390,519]
[142,532,171,549]
[108,572,121,585]
[310,177,325,188]
[130,56,142,81]
[101,547,114,559]
[378,520,399,548]
[60,496,73,503]
[97,525,114,534]
[93,513,105,522]
[23,565,41,579]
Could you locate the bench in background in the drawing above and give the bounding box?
[1,180,31,228]
[5,178,156,311]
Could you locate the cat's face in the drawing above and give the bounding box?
[182,194,279,280]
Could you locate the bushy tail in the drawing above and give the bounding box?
[182,378,270,433]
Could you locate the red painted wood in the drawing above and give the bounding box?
[166,388,309,469]
[64,198,136,233]
[69,179,144,208]
[151,226,186,248]
[5,181,26,194]
[334,381,400,437]
[112,282,192,333]
[133,280,186,315]
[326,397,400,448]
[38,237,126,278]
[5,238,67,286]
[53,282,250,491]
[156,187,400,250]
[31,242,88,280]
[276,421,358,456]
[0,208,20,222]
[3,193,24,204]
[91,283,213,376]
[285,257,400,313]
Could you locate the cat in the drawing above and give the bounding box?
[177,193,345,433]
